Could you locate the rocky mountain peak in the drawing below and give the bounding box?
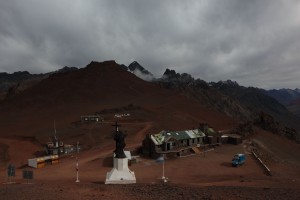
[127,61,154,81]
[162,69,194,83]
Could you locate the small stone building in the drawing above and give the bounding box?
[142,129,206,158]
[225,134,242,145]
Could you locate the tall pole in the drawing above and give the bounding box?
[162,157,165,179]
[112,121,120,132]
[54,120,57,138]
[162,154,167,182]
[76,141,80,183]
[77,141,79,154]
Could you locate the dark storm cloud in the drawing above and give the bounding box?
[0,0,300,89]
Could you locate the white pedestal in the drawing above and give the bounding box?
[105,158,136,184]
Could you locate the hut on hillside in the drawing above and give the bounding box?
[80,115,103,123]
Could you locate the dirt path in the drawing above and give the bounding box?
[127,122,153,149]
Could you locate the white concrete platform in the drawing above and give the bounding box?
[105,157,136,184]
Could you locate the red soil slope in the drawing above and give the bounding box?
[0,60,236,139]
[0,60,237,168]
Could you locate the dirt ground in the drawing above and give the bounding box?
[1,134,300,199]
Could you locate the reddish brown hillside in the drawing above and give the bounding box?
[0,60,236,140]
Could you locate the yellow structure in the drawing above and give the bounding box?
[28,155,59,168]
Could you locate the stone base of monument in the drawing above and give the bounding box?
[105,157,136,184]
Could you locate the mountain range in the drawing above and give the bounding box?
[265,88,300,117]
[0,60,299,143]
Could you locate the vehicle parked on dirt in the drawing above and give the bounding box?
[232,154,246,167]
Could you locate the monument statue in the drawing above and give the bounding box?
[105,121,136,184]
[113,122,126,158]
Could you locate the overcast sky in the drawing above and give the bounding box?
[1,0,300,89]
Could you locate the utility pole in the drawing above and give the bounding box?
[75,141,80,183]
[161,154,167,183]
[162,155,165,180]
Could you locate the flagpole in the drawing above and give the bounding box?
[76,141,80,183]
[162,154,167,182]
[162,154,165,179]
[76,158,79,183]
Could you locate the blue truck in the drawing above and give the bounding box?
[232,154,246,167]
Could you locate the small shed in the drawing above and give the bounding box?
[224,134,242,145]
[221,135,229,144]
[204,128,221,145]
[64,144,75,154]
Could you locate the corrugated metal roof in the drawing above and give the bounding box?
[150,129,206,145]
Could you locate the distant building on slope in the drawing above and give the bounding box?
[80,115,103,123]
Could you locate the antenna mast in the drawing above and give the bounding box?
[54,120,57,138]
